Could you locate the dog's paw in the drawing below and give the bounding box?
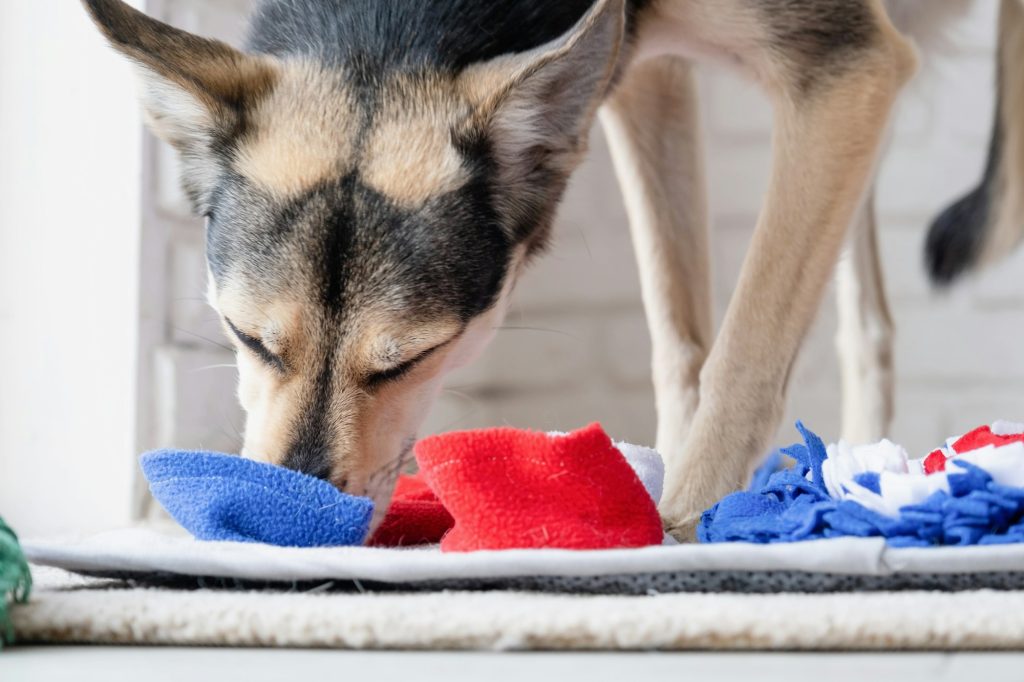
[661,513,699,544]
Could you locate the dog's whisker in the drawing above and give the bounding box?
[218,426,240,450]
[570,221,593,261]
[440,387,479,403]
[437,407,483,433]
[217,402,245,449]
[435,388,485,430]
[172,326,234,353]
[496,325,580,340]
[187,363,238,373]
[364,440,416,497]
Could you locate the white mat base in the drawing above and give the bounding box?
[22,527,1024,584]
[19,528,1024,650]
[13,567,1024,650]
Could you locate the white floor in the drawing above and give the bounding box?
[3,649,1024,682]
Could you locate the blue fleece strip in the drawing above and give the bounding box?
[698,422,1024,547]
[141,450,373,547]
[852,472,882,494]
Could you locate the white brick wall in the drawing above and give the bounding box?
[152,0,1022,468]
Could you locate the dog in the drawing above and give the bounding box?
[80,0,1016,540]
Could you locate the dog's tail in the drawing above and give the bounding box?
[926,0,1024,286]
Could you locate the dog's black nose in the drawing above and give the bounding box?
[281,443,333,482]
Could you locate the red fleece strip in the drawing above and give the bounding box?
[952,425,1024,454]
[399,423,664,552]
[367,474,453,547]
[922,425,1024,476]
[923,449,947,474]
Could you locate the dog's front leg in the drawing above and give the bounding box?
[836,188,895,445]
[601,56,712,457]
[658,4,918,541]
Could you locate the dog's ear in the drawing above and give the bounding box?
[81,0,278,210]
[461,0,626,175]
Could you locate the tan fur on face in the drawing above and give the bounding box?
[353,348,448,528]
[210,243,520,534]
[356,317,464,377]
[234,350,296,463]
[234,66,472,206]
[213,272,469,491]
[210,283,306,463]
[353,258,522,527]
[361,77,472,207]
[234,61,359,197]
[212,283,304,357]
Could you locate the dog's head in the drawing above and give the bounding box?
[83,0,624,521]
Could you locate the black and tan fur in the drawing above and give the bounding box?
[84,0,1003,540]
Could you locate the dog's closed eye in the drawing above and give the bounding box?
[226,318,286,372]
[366,337,459,389]
[366,346,439,389]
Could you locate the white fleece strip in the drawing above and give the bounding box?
[991,420,1024,437]
[822,437,1024,518]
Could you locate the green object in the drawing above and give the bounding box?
[0,517,31,648]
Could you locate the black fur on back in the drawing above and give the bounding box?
[246,0,651,73]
